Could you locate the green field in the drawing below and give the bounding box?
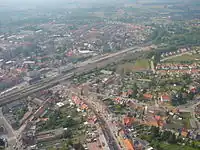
[179,112,191,119]
[134,59,150,69]
[140,135,199,150]
[160,143,198,150]
[117,59,150,74]
[166,54,200,62]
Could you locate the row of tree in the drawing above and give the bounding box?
[40,110,78,131]
[149,126,199,150]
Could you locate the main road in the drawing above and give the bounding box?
[0,44,148,106]
[69,88,122,150]
[178,99,200,129]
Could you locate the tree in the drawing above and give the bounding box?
[48,148,56,150]
[168,133,177,144]
[155,142,163,150]
[187,92,195,101]
[62,118,77,128]
[63,129,72,139]
[161,130,172,141]
[60,143,70,150]
[172,92,187,106]
[182,74,192,84]
[130,83,138,98]
[151,126,160,138]
[103,43,111,52]
[66,139,73,146]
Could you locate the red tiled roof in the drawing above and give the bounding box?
[154,115,161,121]
[81,104,88,110]
[123,138,135,150]
[161,95,171,102]
[128,89,133,95]
[181,131,188,137]
[143,93,153,99]
[124,117,134,126]
[114,97,121,102]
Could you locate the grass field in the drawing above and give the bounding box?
[166,54,200,62]
[160,143,198,150]
[179,112,191,119]
[117,59,150,74]
[133,59,150,69]
[140,135,199,150]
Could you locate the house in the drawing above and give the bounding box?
[127,89,133,95]
[31,98,43,106]
[72,95,81,105]
[143,93,153,100]
[19,110,33,126]
[181,131,188,137]
[81,103,88,111]
[144,120,159,127]
[33,99,50,119]
[121,91,129,98]
[143,116,164,127]
[100,70,113,75]
[189,86,197,93]
[39,118,49,122]
[118,130,135,150]
[114,97,121,103]
[123,138,135,150]
[71,95,88,111]
[160,95,171,102]
[36,128,65,142]
[123,117,134,126]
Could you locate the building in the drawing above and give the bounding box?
[19,110,33,126]
[160,95,171,102]
[100,70,113,75]
[26,70,40,79]
[0,138,6,149]
[36,128,65,142]
[143,93,153,100]
[21,129,36,146]
[31,98,43,106]
[118,129,135,150]
[123,116,134,126]
[0,125,7,135]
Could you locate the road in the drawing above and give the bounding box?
[0,44,149,106]
[0,108,17,150]
[0,108,32,150]
[81,95,121,150]
[178,99,200,129]
[70,87,122,150]
[0,108,15,138]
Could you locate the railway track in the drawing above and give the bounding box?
[0,45,148,106]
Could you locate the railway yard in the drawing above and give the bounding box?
[0,45,144,106]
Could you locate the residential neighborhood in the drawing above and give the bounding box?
[0,0,200,150]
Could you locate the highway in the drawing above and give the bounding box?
[0,45,146,106]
